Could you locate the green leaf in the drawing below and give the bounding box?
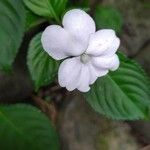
[25,9,46,31]
[94,6,123,33]
[0,0,26,72]
[84,53,150,120]
[0,104,60,150]
[23,0,68,22]
[67,0,90,12]
[27,33,60,91]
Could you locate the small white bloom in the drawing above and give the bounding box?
[41,9,120,92]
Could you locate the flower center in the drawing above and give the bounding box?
[80,53,91,64]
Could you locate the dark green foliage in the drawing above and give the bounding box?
[0,0,26,71]
[25,9,46,31]
[84,53,150,120]
[23,0,68,22]
[94,6,123,33]
[0,104,60,150]
[27,33,60,91]
[68,0,90,11]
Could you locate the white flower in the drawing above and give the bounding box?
[41,9,120,92]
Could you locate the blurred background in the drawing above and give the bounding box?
[0,0,150,150]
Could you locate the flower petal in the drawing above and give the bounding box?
[109,55,120,71]
[58,57,91,92]
[106,37,120,56]
[91,54,120,71]
[41,25,71,60]
[41,25,85,60]
[92,65,109,78]
[62,9,96,50]
[77,65,90,92]
[86,29,120,56]
[88,63,99,84]
[58,57,82,91]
